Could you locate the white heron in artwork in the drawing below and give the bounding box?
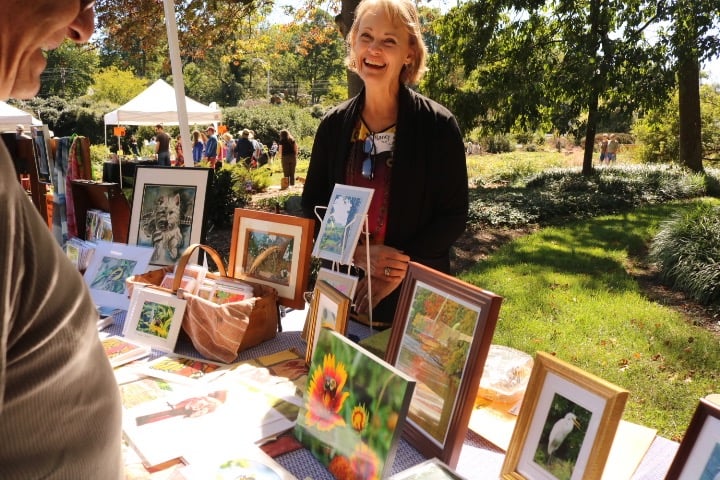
[547,412,581,459]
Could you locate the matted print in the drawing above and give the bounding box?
[228,208,314,309]
[128,166,211,266]
[123,286,186,353]
[501,351,628,480]
[311,184,373,266]
[385,261,502,468]
[83,241,153,309]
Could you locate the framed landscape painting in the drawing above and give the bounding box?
[295,328,415,480]
[228,208,314,310]
[304,280,351,365]
[385,261,503,468]
[311,184,373,266]
[501,351,628,480]
[128,166,212,267]
[665,397,720,480]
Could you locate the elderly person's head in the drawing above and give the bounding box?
[345,0,427,86]
[0,1,95,100]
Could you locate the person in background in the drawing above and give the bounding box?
[606,133,619,164]
[301,0,468,327]
[0,1,123,478]
[15,124,30,140]
[175,135,185,167]
[223,132,236,164]
[269,140,279,164]
[249,130,263,167]
[598,133,608,165]
[154,123,171,166]
[128,135,141,156]
[204,125,219,169]
[235,128,255,167]
[191,129,205,166]
[279,129,298,186]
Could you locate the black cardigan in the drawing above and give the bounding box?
[301,86,469,320]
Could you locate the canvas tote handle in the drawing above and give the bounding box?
[172,243,227,292]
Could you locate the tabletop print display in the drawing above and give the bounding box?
[295,329,415,480]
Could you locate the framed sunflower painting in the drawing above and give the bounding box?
[294,328,415,479]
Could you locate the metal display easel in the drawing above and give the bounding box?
[313,205,373,330]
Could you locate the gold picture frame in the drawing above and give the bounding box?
[501,351,628,480]
[228,208,314,310]
[304,280,350,365]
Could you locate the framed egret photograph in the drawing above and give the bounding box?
[384,261,503,468]
[665,397,720,480]
[228,208,315,310]
[501,352,628,480]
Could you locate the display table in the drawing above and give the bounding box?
[103,157,158,186]
[106,312,679,479]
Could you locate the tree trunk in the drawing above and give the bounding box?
[583,94,599,176]
[337,0,363,98]
[677,57,704,172]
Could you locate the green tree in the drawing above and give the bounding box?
[91,67,148,104]
[41,39,99,99]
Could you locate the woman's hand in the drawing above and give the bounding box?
[353,244,410,313]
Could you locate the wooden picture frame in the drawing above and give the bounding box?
[128,166,212,267]
[83,240,154,310]
[228,208,314,309]
[665,397,720,479]
[305,280,351,365]
[501,351,629,480]
[385,261,502,468]
[123,286,186,353]
[311,184,373,266]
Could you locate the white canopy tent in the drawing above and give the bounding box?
[0,101,42,132]
[103,79,221,128]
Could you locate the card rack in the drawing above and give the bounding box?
[70,180,131,244]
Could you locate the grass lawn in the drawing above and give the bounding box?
[459,198,720,441]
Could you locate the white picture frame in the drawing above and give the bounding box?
[311,184,373,266]
[128,166,212,267]
[123,286,186,353]
[83,241,154,309]
[316,267,359,301]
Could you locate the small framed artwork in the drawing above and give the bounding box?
[128,166,212,267]
[295,328,416,480]
[31,124,53,184]
[311,184,373,266]
[304,280,351,365]
[665,397,720,480]
[316,267,359,300]
[83,241,154,309]
[500,351,629,480]
[228,208,314,309]
[389,458,468,480]
[385,261,502,468]
[123,286,187,353]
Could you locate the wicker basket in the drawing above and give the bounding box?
[126,244,279,363]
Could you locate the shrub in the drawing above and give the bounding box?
[484,134,514,153]
[649,203,720,306]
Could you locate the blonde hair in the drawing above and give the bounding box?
[345,0,427,85]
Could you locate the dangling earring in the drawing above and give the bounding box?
[351,58,357,69]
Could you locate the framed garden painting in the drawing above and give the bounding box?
[311,184,373,266]
[123,286,186,353]
[83,240,154,310]
[295,328,415,480]
[128,166,212,267]
[501,351,629,480]
[228,208,314,310]
[304,280,351,365]
[665,397,720,480]
[385,261,502,468]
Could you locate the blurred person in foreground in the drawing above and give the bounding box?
[301,0,468,326]
[0,1,123,478]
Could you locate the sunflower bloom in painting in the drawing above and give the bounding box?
[351,404,369,432]
[349,442,381,480]
[304,353,349,431]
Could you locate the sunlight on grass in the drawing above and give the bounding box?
[459,199,720,441]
